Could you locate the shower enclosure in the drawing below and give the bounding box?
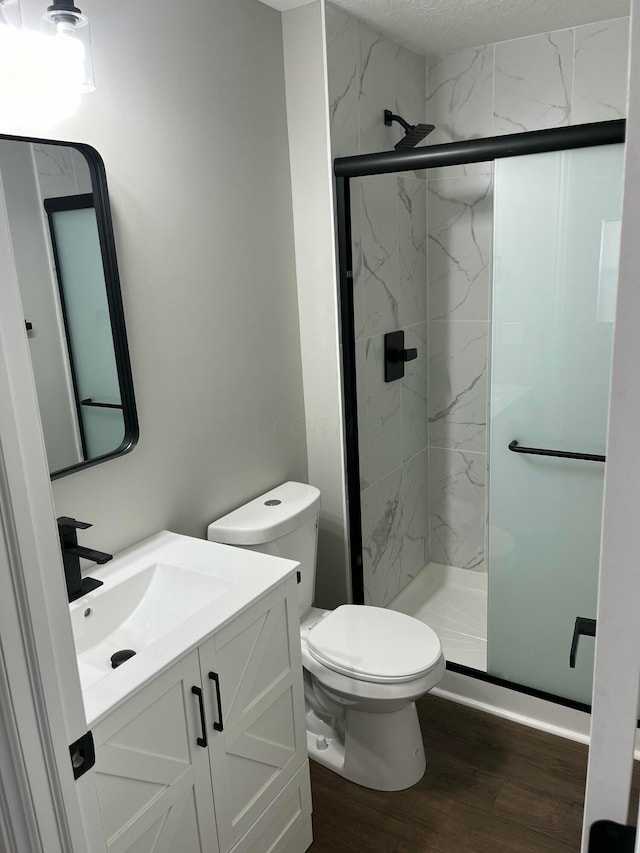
[336,120,625,708]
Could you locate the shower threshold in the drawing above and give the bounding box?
[388,563,487,672]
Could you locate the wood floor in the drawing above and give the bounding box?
[308,694,640,853]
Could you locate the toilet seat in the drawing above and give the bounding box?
[306,605,442,684]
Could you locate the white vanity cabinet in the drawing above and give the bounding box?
[92,577,312,853]
[92,652,218,853]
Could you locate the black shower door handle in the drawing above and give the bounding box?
[569,617,596,668]
[509,440,605,463]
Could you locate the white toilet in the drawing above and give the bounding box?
[207,481,445,791]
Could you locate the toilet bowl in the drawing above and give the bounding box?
[300,606,445,790]
[207,481,445,791]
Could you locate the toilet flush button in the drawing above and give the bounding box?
[316,736,328,751]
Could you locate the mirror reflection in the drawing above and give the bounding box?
[0,138,137,477]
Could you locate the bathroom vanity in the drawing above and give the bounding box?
[72,532,313,853]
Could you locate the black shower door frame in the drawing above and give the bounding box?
[334,119,625,712]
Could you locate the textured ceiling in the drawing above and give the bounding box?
[328,0,630,55]
[259,0,315,10]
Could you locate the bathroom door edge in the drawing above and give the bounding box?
[0,170,106,852]
[581,5,640,849]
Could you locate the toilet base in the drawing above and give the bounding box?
[306,701,426,791]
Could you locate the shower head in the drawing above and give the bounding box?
[397,123,435,150]
[384,109,435,150]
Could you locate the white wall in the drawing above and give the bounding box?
[282,1,350,607]
[9,0,308,559]
[582,4,640,839]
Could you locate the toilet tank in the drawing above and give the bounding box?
[207,482,321,616]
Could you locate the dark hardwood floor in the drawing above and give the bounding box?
[309,694,640,853]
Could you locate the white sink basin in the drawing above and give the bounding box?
[72,561,231,691]
[70,530,298,726]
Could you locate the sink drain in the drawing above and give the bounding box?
[110,649,136,669]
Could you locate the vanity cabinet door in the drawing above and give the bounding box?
[198,579,307,853]
[93,653,218,853]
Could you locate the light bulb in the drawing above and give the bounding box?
[0,22,81,129]
[50,21,86,89]
[0,0,94,130]
[42,3,94,92]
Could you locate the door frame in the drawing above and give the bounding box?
[0,17,637,853]
[0,170,106,851]
[582,3,640,847]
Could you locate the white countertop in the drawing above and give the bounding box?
[72,531,299,727]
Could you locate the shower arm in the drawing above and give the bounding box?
[384,110,413,133]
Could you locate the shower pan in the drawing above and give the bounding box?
[335,120,625,709]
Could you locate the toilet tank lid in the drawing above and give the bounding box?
[207,481,321,545]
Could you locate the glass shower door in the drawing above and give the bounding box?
[488,144,624,704]
[48,203,125,460]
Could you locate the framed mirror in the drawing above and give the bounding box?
[0,134,138,478]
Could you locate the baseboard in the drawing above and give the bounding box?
[433,668,640,758]
[433,668,592,743]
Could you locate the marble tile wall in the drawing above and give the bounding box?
[426,16,629,573]
[326,4,429,605]
[326,7,630,594]
[33,144,92,198]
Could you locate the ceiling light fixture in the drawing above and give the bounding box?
[42,0,95,93]
[0,0,94,129]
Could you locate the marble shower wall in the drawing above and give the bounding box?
[426,17,630,573]
[325,3,427,159]
[326,4,429,605]
[326,6,630,597]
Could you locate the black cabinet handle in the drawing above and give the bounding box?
[570,617,597,668]
[191,686,207,747]
[209,672,224,732]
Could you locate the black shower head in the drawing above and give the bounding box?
[384,109,435,150]
[396,123,435,149]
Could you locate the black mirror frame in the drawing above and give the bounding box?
[0,133,139,479]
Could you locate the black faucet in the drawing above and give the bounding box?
[57,517,113,602]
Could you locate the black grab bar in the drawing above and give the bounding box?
[508,440,605,463]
